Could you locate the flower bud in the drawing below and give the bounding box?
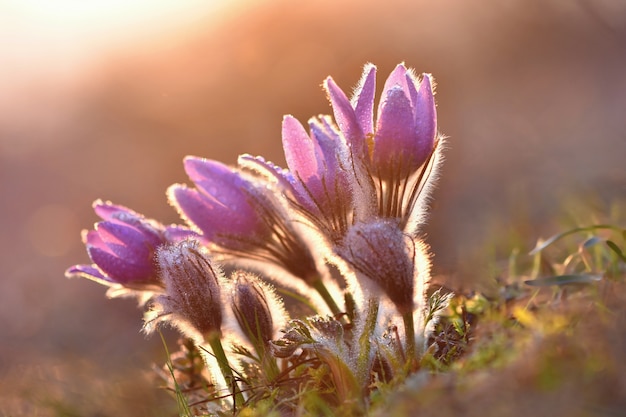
[150,240,224,339]
[338,220,420,314]
[231,272,282,348]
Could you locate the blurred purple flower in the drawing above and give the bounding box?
[65,200,196,292]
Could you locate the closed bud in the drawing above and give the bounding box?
[339,220,418,314]
[147,239,224,340]
[231,271,285,348]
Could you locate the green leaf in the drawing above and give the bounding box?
[524,274,603,287]
[606,240,626,262]
[529,224,623,255]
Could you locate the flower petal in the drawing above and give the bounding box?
[95,221,155,261]
[352,63,377,137]
[87,245,154,283]
[373,86,417,177]
[324,77,365,153]
[282,115,323,194]
[65,264,112,285]
[168,183,260,239]
[238,154,295,192]
[413,73,437,156]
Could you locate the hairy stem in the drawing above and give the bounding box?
[207,333,245,408]
[402,310,416,366]
[311,278,342,317]
[357,298,379,386]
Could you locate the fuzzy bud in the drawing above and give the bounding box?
[231,272,275,347]
[338,220,418,314]
[151,239,223,339]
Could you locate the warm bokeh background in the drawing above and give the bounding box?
[1,0,624,414]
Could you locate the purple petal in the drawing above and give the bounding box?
[413,74,437,155]
[238,154,296,192]
[282,115,324,196]
[324,77,364,152]
[95,221,155,261]
[163,225,200,242]
[65,264,113,285]
[183,157,255,214]
[373,87,417,176]
[92,200,138,221]
[352,64,377,137]
[168,184,261,239]
[87,246,154,283]
[308,117,344,185]
[380,64,410,100]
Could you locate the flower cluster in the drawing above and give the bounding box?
[66,63,446,414]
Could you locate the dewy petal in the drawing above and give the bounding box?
[308,116,350,196]
[282,115,324,198]
[183,157,260,224]
[238,154,296,192]
[95,221,154,261]
[324,77,364,154]
[164,224,199,242]
[87,245,153,283]
[168,184,261,240]
[413,73,437,157]
[86,226,155,272]
[380,64,411,102]
[65,264,111,284]
[92,199,131,221]
[92,200,164,247]
[373,86,417,177]
[352,63,377,137]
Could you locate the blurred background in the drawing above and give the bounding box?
[1,0,624,414]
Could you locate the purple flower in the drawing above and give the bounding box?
[168,157,321,285]
[325,64,441,231]
[326,63,436,180]
[338,220,418,314]
[65,200,196,292]
[281,115,354,241]
[168,157,270,244]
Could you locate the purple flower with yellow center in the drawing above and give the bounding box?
[65,200,196,294]
[325,63,442,233]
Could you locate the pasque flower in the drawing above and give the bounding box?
[338,219,430,315]
[281,114,354,242]
[325,63,442,234]
[65,62,447,412]
[65,200,196,293]
[169,156,344,315]
[169,157,319,281]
